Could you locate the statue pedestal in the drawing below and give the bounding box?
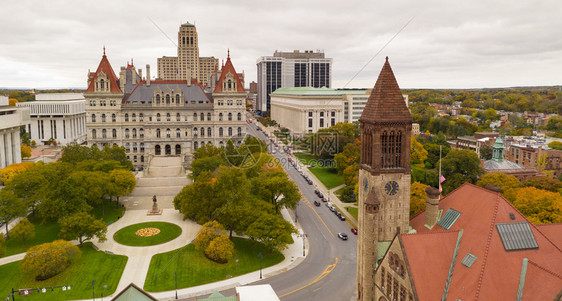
[147,202,163,215]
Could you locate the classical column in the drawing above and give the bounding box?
[5,132,12,166]
[0,133,5,169]
[12,129,21,163]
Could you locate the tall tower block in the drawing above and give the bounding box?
[356,58,412,301]
[177,22,200,82]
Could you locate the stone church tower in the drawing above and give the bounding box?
[356,58,412,301]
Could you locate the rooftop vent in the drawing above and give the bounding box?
[438,208,462,230]
[509,213,516,220]
[461,253,477,268]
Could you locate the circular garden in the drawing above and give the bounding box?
[113,222,182,246]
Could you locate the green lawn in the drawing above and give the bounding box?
[346,207,358,221]
[2,216,60,257]
[144,237,284,292]
[309,167,344,189]
[335,186,346,199]
[294,152,317,165]
[0,242,127,300]
[90,199,126,225]
[113,222,182,246]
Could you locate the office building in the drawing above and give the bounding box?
[0,96,31,168]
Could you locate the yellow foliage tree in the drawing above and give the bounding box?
[410,136,428,168]
[10,218,35,243]
[410,181,428,217]
[205,235,234,263]
[476,172,520,197]
[21,145,32,158]
[193,220,224,251]
[8,98,18,107]
[509,187,562,224]
[20,240,80,280]
[0,162,34,185]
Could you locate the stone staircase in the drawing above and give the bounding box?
[124,156,191,210]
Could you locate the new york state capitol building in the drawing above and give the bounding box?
[84,49,246,170]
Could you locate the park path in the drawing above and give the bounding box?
[94,156,200,293]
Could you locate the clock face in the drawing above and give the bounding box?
[385,181,399,196]
[363,178,369,192]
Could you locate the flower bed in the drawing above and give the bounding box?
[135,228,161,237]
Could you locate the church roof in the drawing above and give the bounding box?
[86,49,122,93]
[213,51,245,93]
[403,183,562,300]
[359,57,412,124]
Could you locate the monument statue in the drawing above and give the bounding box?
[147,194,162,215]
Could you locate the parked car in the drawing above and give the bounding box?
[321,198,327,202]
[318,192,324,198]
[351,228,358,235]
[338,233,348,240]
[306,179,313,185]
[314,200,321,207]
[339,215,346,221]
[329,206,336,212]
[314,189,320,196]
[325,202,332,208]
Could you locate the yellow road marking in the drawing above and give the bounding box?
[279,257,339,298]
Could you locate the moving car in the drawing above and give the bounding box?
[314,200,321,207]
[351,228,358,235]
[338,233,348,240]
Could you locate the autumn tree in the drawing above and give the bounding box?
[0,162,34,185]
[193,221,225,251]
[205,235,234,263]
[410,182,428,217]
[8,98,18,106]
[410,136,428,168]
[174,172,222,224]
[10,218,35,243]
[251,169,300,213]
[246,214,296,251]
[58,212,107,247]
[333,139,360,175]
[508,187,562,224]
[548,141,562,151]
[21,240,81,280]
[0,189,27,239]
[476,172,520,195]
[523,176,562,193]
[108,169,136,204]
[20,145,32,158]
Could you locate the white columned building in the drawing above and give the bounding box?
[17,93,87,145]
[0,96,31,168]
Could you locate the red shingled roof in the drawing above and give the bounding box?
[213,52,245,93]
[85,51,121,93]
[404,183,562,300]
[359,57,411,124]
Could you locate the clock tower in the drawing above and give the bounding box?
[356,57,412,301]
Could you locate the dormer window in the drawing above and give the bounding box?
[100,79,105,89]
[227,79,232,90]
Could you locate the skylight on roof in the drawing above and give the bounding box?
[496,222,538,251]
[438,209,461,230]
[461,253,477,268]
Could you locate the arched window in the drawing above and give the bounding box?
[125,143,130,152]
[112,129,117,138]
[219,113,223,121]
[132,113,136,122]
[193,113,197,121]
[200,113,204,121]
[219,141,224,147]
[140,143,145,152]
[237,112,242,121]
[102,129,107,138]
[156,94,160,104]
[125,128,130,138]
[101,114,106,122]
[133,155,137,162]
[200,127,205,137]
[100,79,105,89]
[207,113,211,121]
[227,79,232,89]
[157,113,161,122]
[166,128,171,138]
[219,127,223,137]
[193,128,198,136]
[112,114,116,122]
[91,114,96,123]
[228,113,232,121]
[139,128,144,138]
[194,141,198,150]
[92,129,97,139]
[133,143,138,152]
[125,114,129,122]
[228,127,232,136]
[156,128,161,138]
[176,94,180,103]
[139,113,144,121]
[167,113,171,122]
[207,128,212,137]
[176,113,181,121]
[132,128,137,138]
[166,94,170,104]
[176,128,181,138]
[141,155,144,162]
[237,127,242,136]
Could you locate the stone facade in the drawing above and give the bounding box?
[85,51,246,170]
[0,96,31,168]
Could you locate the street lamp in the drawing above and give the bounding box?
[295,203,299,223]
[102,285,107,301]
[175,271,178,299]
[92,280,95,301]
[258,253,263,279]
[303,234,307,256]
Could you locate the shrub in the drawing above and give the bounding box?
[204,235,234,263]
[193,221,224,251]
[21,240,80,280]
[0,233,5,257]
[10,218,35,242]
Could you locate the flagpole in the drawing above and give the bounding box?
[439,145,442,199]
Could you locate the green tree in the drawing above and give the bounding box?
[480,145,493,160]
[213,167,253,237]
[20,240,80,280]
[548,141,562,151]
[251,169,300,213]
[193,143,223,160]
[410,136,428,168]
[410,182,428,217]
[58,212,107,247]
[10,218,35,243]
[108,169,136,204]
[476,172,520,195]
[70,171,110,214]
[0,189,27,239]
[190,156,223,179]
[0,234,5,257]
[246,214,296,251]
[101,145,133,170]
[193,221,225,251]
[174,172,222,224]
[205,235,234,263]
[333,139,360,175]
[442,149,483,193]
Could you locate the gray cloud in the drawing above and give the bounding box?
[0,0,560,89]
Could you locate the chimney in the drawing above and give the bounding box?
[138,69,143,81]
[425,187,440,228]
[485,184,502,193]
[119,67,126,91]
[131,66,137,85]
[146,64,151,86]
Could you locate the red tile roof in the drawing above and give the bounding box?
[404,183,562,300]
[359,57,412,124]
[213,52,245,93]
[85,50,122,93]
[535,223,562,250]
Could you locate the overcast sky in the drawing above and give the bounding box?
[1,0,561,89]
